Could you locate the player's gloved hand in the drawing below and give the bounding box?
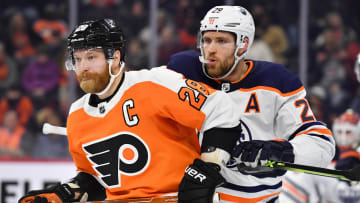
[178,158,225,203]
[232,140,295,168]
[18,183,88,203]
[335,149,360,171]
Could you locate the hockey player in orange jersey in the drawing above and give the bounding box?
[18,19,241,203]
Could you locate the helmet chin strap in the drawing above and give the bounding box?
[200,43,247,81]
[95,60,125,96]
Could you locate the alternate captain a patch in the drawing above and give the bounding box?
[244,92,260,113]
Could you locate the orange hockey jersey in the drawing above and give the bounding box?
[66,67,239,200]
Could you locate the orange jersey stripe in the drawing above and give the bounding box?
[295,128,333,137]
[219,191,281,203]
[340,151,360,160]
[238,85,304,97]
[282,181,308,201]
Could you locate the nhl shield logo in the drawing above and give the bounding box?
[221,82,231,92]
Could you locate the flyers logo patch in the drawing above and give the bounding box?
[83,132,150,188]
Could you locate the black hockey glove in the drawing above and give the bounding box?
[178,158,225,203]
[18,183,87,203]
[232,140,295,168]
[335,149,360,171]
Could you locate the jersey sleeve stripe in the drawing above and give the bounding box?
[289,121,327,140]
[282,181,308,202]
[340,151,360,159]
[223,181,282,193]
[295,128,333,137]
[280,190,305,203]
[283,177,309,201]
[238,85,304,97]
[235,169,286,178]
[305,133,332,142]
[219,191,281,203]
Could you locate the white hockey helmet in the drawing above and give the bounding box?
[332,109,360,148]
[199,6,255,80]
[354,52,360,82]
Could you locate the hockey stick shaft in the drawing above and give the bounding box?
[42,123,67,136]
[73,196,178,203]
[265,160,360,181]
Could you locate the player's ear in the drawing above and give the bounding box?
[113,50,121,64]
[110,50,122,74]
[237,37,249,56]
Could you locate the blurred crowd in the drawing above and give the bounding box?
[0,0,359,160]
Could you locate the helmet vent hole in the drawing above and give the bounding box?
[224,23,240,27]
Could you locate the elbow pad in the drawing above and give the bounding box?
[201,124,242,164]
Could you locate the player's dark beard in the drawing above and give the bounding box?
[78,69,110,93]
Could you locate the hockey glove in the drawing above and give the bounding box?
[335,149,360,171]
[178,158,225,203]
[232,140,295,168]
[18,183,88,203]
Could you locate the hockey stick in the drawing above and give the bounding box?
[264,160,360,181]
[74,196,178,203]
[42,123,67,136]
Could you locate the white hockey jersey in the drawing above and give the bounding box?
[168,50,336,202]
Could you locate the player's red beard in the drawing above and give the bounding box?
[77,69,110,93]
[205,55,235,78]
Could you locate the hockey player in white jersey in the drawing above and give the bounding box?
[280,109,360,203]
[169,5,336,203]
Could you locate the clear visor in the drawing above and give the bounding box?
[65,46,114,71]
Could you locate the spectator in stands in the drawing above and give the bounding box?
[32,108,70,159]
[0,86,34,128]
[126,1,148,37]
[138,9,171,46]
[79,0,121,22]
[21,44,61,110]
[316,11,356,48]
[325,81,351,123]
[0,42,19,96]
[32,3,68,45]
[0,110,31,158]
[126,38,148,69]
[7,11,36,67]
[246,29,275,62]
[308,85,327,124]
[32,3,68,70]
[157,26,183,65]
[315,12,359,99]
[177,9,198,49]
[252,4,289,65]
